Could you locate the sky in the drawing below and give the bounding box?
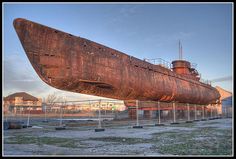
[2,2,233,101]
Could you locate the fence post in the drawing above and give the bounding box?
[43,104,48,122]
[136,100,139,126]
[60,105,63,126]
[187,103,190,121]
[155,101,164,126]
[133,100,143,128]
[171,102,179,124]
[27,107,31,127]
[158,101,161,124]
[173,102,176,122]
[214,104,216,118]
[201,105,206,121]
[98,99,101,129]
[203,105,204,119]
[194,104,199,122]
[55,102,66,130]
[225,107,227,118]
[95,99,105,132]
[20,106,22,123]
[210,104,213,119]
[186,103,193,123]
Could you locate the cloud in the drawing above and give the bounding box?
[143,31,195,47]
[3,53,42,93]
[10,79,40,82]
[172,31,195,41]
[119,5,138,17]
[108,5,139,26]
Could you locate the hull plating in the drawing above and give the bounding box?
[13,18,220,104]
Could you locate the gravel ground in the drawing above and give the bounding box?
[3,118,233,156]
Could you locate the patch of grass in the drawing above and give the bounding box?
[40,137,79,148]
[89,136,150,145]
[42,128,57,133]
[4,135,86,148]
[4,135,37,144]
[199,121,219,125]
[151,127,232,155]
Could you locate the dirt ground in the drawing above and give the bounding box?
[3,118,233,156]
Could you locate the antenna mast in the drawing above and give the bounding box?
[179,40,183,60]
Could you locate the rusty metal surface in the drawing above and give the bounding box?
[13,18,220,105]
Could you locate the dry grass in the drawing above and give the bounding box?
[4,135,86,148]
[150,127,232,155]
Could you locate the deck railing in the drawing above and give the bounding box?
[144,58,171,69]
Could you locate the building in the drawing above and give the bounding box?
[45,101,126,113]
[3,92,42,114]
[215,86,232,115]
[90,101,126,111]
[221,96,232,117]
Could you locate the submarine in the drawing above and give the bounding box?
[13,18,220,105]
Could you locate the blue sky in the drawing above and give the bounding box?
[3,3,233,100]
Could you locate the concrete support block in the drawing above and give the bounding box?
[155,123,165,126]
[185,120,193,123]
[133,125,143,128]
[170,122,180,125]
[95,128,105,132]
[55,126,66,130]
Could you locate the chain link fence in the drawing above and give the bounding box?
[3,99,232,130]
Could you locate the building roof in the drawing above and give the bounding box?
[4,92,39,101]
[215,86,232,101]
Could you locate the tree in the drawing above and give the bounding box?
[43,92,58,122]
[46,92,58,108]
[58,96,67,126]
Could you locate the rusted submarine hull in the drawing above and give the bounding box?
[13,18,220,105]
